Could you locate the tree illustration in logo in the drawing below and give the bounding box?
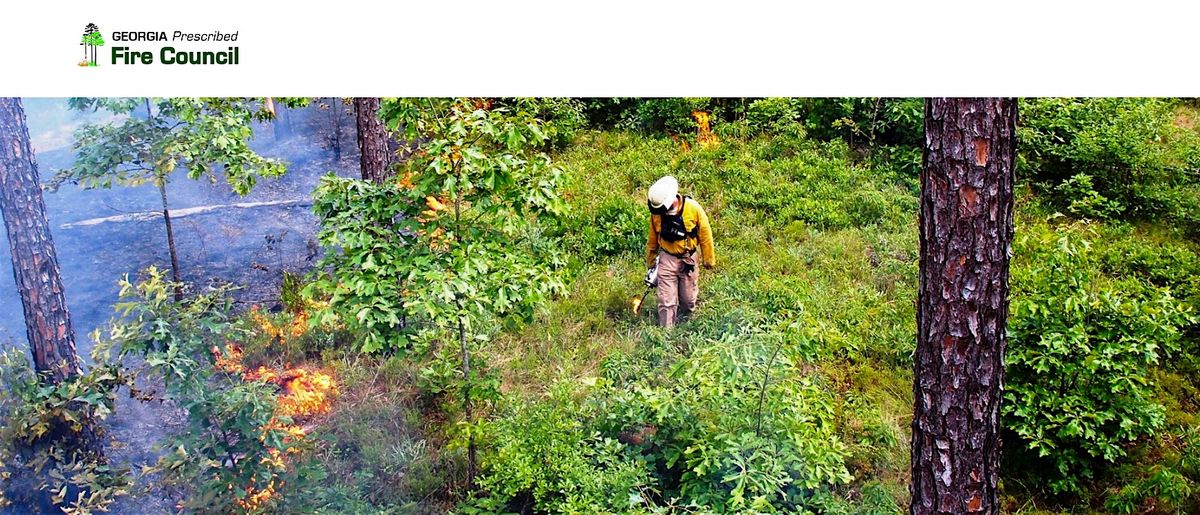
[80,23,103,67]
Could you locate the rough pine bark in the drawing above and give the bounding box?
[911,98,1016,515]
[0,98,81,383]
[354,97,391,183]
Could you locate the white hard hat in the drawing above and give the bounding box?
[647,176,679,209]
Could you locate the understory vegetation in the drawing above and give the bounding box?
[2,97,1199,514]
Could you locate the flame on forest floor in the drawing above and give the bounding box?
[267,367,337,418]
[693,110,719,149]
[671,111,720,152]
[213,343,246,374]
[250,306,309,340]
[210,342,338,510]
[211,345,338,419]
[671,134,691,152]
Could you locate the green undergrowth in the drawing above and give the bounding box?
[482,130,920,512]
[480,126,1200,513]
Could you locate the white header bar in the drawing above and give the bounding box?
[2,0,1197,97]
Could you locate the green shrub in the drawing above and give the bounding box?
[628,98,714,134]
[718,138,914,231]
[805,481,904,515]
[1005,222,1196,494]
[597,326,853,512]
[465,384,654,514]
[579,98,642,129]
[281,270,307,313]
[0,350,129,513]
[497,98,588,150]
[867,144,922,186]
[312,98,568,356]
[745,98,805,135]
[1054,173,1124,219]
[307,177,413,353]
[558,196,646,262]
[800,98,923,149]
[95,268,315,513]
[1019,98,1200,221]
[1106,464,1195,514]
[1104,427,1200,515]
[1097,228,1200,305]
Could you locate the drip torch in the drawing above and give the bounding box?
[630,256,659,315]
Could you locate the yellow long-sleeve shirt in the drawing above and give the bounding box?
[645,197,716,269]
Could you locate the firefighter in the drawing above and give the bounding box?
[644,176,715,327]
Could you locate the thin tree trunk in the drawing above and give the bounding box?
[331,99,344,161]
[355,97,391,183]
[754,339,784,437]
[458,309,476,484]
[141,98,184,301]
[452,161,477,484]
[911,98,1016,515]
[0,98,81,384]
[159,181,183,301]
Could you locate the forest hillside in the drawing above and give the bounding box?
[1,98,1198,514]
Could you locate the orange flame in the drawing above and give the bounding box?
[275,368,338,418]
[671,134,691,153]
[247,366,279,383]
[231,366,335,509]
[213,344,245,374]
[250,306,309,341]
[692,110,719,149]
[214,305,339,511]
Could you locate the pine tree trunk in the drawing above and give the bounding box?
[354,97,391,183]
[911,98,1016,515]
[0,98,81,384]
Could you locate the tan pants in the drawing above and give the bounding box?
[656,251,699,327]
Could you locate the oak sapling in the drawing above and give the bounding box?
[310,98,567,483]
[50,97,285,299]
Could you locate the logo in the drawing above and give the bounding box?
[79,23,105,67]
[76,23,242,67]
